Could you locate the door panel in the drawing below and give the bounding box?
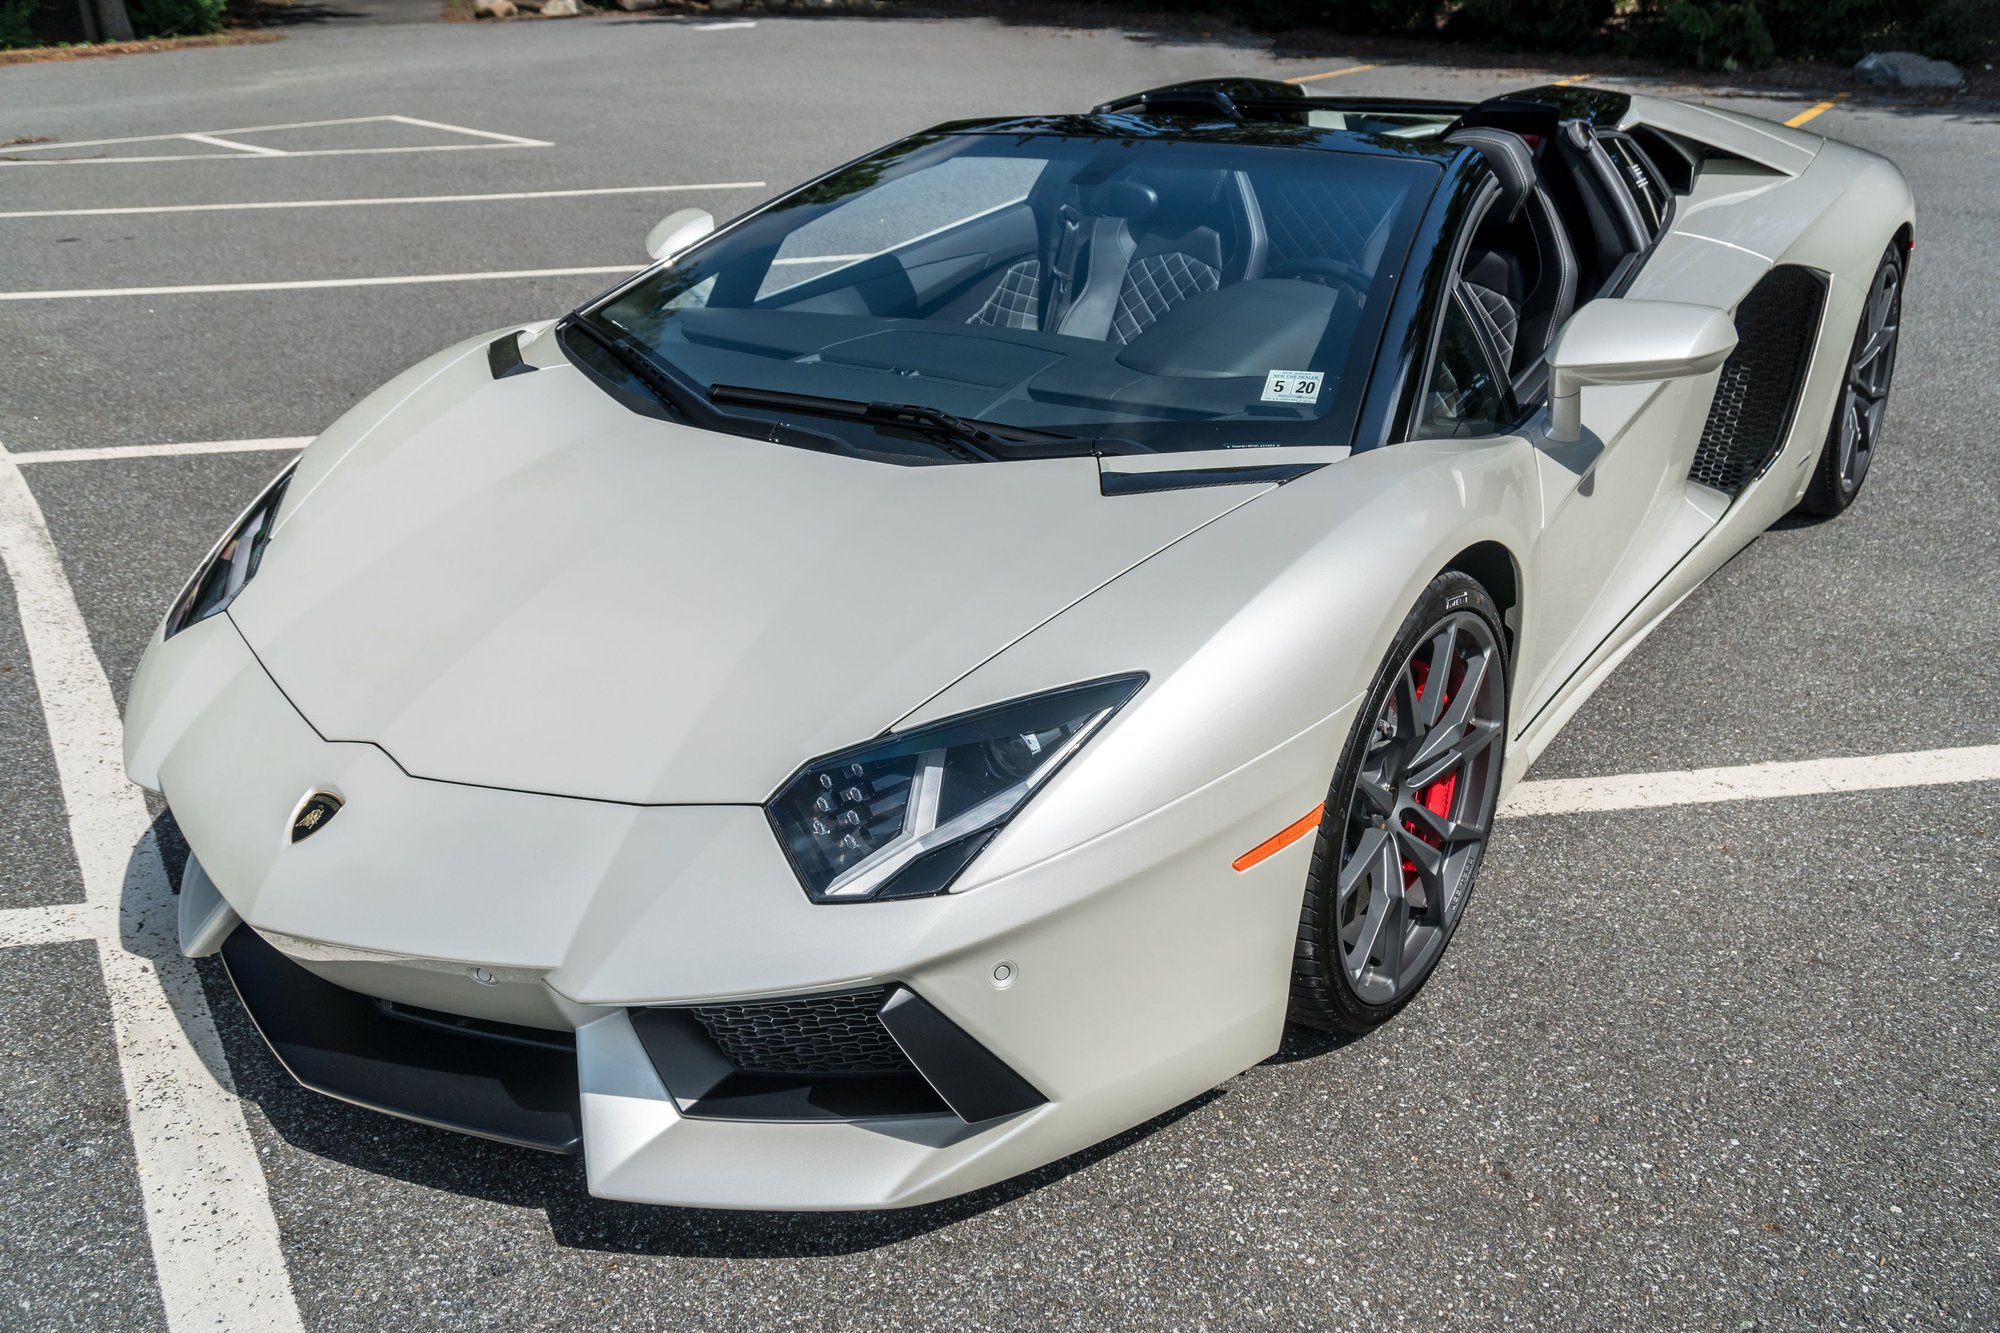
[1519,373,1722,727]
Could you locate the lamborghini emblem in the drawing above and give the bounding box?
[289,792,344,843]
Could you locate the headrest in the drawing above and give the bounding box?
[1083,180,1159,221]
[1445,127,1534,222]
[1120,169,1228,225]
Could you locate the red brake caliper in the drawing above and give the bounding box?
[1401,655,1463,894]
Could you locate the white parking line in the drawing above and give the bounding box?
[0,902,96,948]
[0,181,767,221]
[15,438,313,464]
[0,437,303,1333]
[0,114,552,167]
[181,133,288,157]
[0,144,553,168]
[0,265,637,301]
[378,113,549,145]
[0,114,548,154]
[1501,744,2000,818]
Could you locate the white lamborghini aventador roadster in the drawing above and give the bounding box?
[125,80,1912,1209]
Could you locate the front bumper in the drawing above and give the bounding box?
[130,614,1341,1209]
[220,924,585,1153]
[220,921,1045,1158]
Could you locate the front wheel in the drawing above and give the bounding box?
[1288,572,1509,1035]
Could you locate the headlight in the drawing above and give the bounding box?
[768,674,1145,903]
[164,462,296,639]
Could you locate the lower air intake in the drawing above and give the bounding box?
[689,988,915,1077]
[1688,265,1827,496]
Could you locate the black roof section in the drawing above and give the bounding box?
[1094,77,1470,121]
[927,112,1464,162]
[924,78,1635,162]
[1093,76,1634,130]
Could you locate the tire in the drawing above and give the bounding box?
[1288,571,1509,1035]
[1797,241,1904,517]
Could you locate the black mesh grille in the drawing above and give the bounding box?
[689,988,914,1076]
[1688,265,1826,495]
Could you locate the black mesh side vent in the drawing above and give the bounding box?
[1688,265,1827,496]
[689,988,915,1077]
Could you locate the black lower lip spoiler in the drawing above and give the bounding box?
[219,926,582,1154]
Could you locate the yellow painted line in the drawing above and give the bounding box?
[1286,63,1378,85]
[1551,73,1593,86]
[1785,93,1847,127]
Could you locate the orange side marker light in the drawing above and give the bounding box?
[1232,804,1325,873]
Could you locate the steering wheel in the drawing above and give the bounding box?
[1266,258,1371,297]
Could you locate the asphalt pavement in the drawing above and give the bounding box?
[0,11,1995,1330]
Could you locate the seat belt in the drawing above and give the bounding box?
[1042,203,1086,331]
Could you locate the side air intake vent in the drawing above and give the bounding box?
[1688,265,1826,495]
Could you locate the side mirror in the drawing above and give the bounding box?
[1544,298,1737,443]
[645,207,715,262]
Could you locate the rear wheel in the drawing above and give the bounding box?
[1798,242,1903,517]
[1288,573,1508,1034]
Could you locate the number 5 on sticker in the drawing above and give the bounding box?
[1261,369,1323,405]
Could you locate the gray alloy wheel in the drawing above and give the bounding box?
[1800,243,1903,516]
[1289,572,1508,1034]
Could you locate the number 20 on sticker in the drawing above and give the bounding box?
[1261,369,1323,405]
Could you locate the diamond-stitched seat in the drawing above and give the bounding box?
[1109,251,1221,346]
[966,258,1044,331]
[1262,177,1404,273]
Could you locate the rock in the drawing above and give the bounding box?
[539,0,579,14]
[1855,50,1964,90]
[473,0,515,17]
[708,0,742,9]
[615,0,662,10]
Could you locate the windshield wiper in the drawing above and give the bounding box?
[563,315,704,421]
[707,385,1088,463]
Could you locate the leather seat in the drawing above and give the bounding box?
[966,258,1044,330]
[966,171,1256,344]
[1443,128,1579,380]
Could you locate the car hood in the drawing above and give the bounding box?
[230,354,1256,804]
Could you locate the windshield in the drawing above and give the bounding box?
[583,132,1439,458]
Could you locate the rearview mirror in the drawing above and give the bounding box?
[645,207,715,262]
[1544,298,1737,443]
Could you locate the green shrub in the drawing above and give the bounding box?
[1239,0,1438,35]
[1446,0,1619,51]
[1,0,37,48]
[1149,0,1991,66]
[1641,0,1778,68]
[128,0,224,36]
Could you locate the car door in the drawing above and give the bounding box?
[1516,370,1725,726]
[1510,133,1728,727]
[1413,208,1683,734]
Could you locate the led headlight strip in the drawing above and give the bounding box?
[164,461,297,640]
[768,674,1146,904]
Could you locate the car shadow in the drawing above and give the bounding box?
[1261,1021,1364,1064]
[135,810,1239,1256]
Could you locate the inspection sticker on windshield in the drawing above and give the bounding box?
[1261,370,1323,405]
